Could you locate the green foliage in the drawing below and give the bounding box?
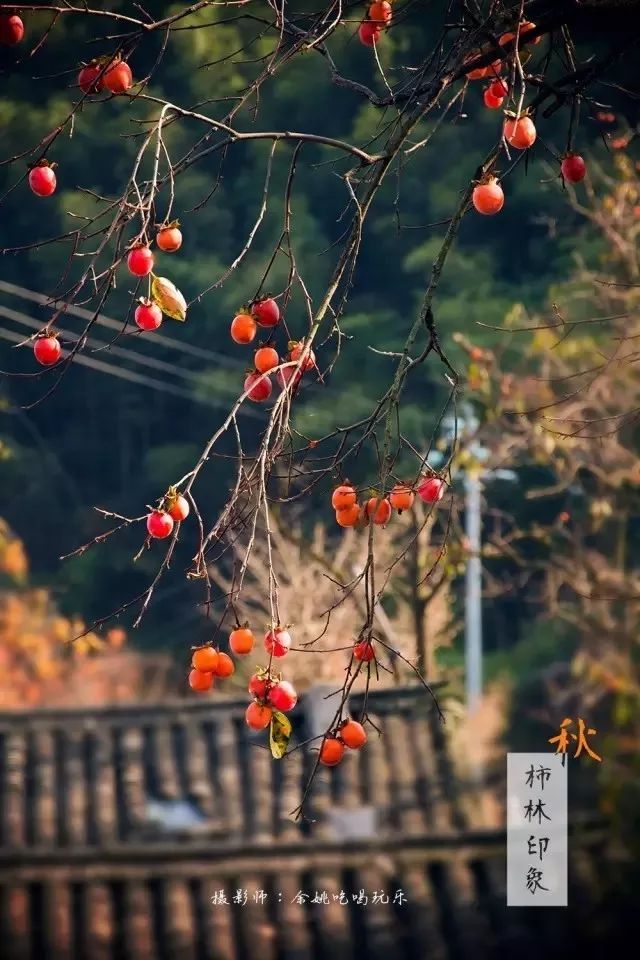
[485,619,576,686]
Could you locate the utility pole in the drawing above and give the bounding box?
[431,405,514,717]
[464,469,483,713]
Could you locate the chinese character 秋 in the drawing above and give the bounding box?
[527,835,550,861]
[525,866,549,895]
[525,764,551,790]
[549,717,602,764]
[523,798,551,824]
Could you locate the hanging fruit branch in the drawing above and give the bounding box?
[1,0,638,811]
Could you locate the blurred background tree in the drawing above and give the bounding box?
[0,517,172,706]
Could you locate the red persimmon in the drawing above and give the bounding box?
[472,178,504,215]
[340,719,367,749]
[319,737,345,766]
[29,164,56,197]
[0,14,24,45]
[264,628,291,658]
[146,510,174,539]
[192,646,219,673]
[189,669,213,692]
[34,336,61,366]
[127,246,154,277]
[244,371,272,402]
[251,298,280,328]
[103,60,133,95]
[135,300,162,331]
[156,224,182,252]
[230,627,255,656]
[246,702,273,730]
[268,680,298,712]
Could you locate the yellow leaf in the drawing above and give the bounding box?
[503,302,528,329]
[531,327,556,353]
[151,276,187,321]
[269,709,292,759]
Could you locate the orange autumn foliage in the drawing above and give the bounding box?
[0,519,171,708]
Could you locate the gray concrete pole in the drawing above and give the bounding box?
[464,470,483,712]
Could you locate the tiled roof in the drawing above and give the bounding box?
[0,686,603,959]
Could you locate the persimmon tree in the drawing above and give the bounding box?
[1,0,639,806]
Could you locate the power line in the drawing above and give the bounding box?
[0,280,330,412]
[0,303,218,387]
[0,324,260,417]
[0,280,332,401]
[0,279,246,369]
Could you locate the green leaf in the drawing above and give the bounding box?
[269,709,292,759]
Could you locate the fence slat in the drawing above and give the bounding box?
[44,880,73,960]
[306,868,353,960]
[235,872,278,960]
[181,717,217,820]
[151,724,181,801]
[352,864,398,960]
[3,732,26,847]
[118,726,147,835]
[213,718,244,839]
[199,875,239,960]
[83,883,114,960]
[91,726,119,844]
[123,880,155,960]
[32,730,56,846]
[0,884,30,960]
[163,878,197,960]
[65,729,88,846]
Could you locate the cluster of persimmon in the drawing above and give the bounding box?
[188,644,235,692]
[464,18,541,84]
[231,299,316,402]
[32,218,182,366]
[146,490,190,541]
[187,624,295,706]
[130,222,183,328]
[319,718,368,766]
[245,668,298,729]
[482,78,509,111]
[248,678,368,764]
[190,624,367,763]
[231,623,293,660]
[358,1,393,47]
[251,640,376,730]
[465,20,587,217]
[331,476,445,529]
[26,36,183,367]
[24,54,135,206]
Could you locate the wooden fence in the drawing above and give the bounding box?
[0,687,605,959]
